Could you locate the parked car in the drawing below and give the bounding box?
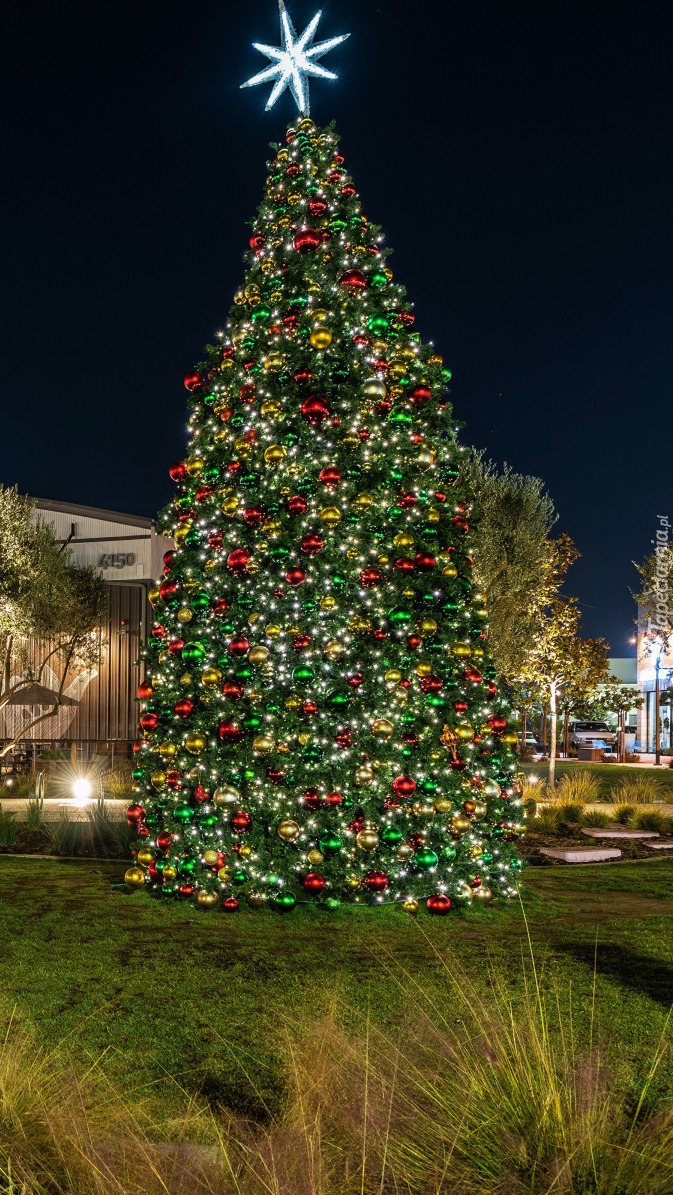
[517,730,542,752]
[568,720,617,751]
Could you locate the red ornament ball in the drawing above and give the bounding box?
[426,894,451,915]
[308,199,327,217]
[207,530,223,549]
[319,466,341,487]
[140,712,158,732]
[288,495,309,515]
[227,548,250,573]
[392,775,416,797]
[168,637,184,655]
[222,681,244,702]
[301,533,324,555]
[219,719,245,744]
[179,883,195,897]
[364,870,389,892]
[223,896,240,911]
[212,597,229,616]
[303,872,326,894]
[138,680,154,700]
[183,372,202,391]
[174,698,194,718]
[126,803,145,825]
[394,557,415,573]
[335,729,353,748]
[243,507,265,526]
[303,788,322,810]
[229,635,250,656]
[407,635,422,650]
[415,553,436,571]
[339,268,367,289]
[286,567,306,587]
[301,396,330,425]
[325,790,343,807]
[411,385,432,406]
[293,227,321,253]
[359,567,383,588]
[302,699,318,716]
[231,810,251,833]
[294,367,313,384]
[169,461,187,482]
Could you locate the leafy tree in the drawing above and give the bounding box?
[633,540,673,649]
[468,453,556,683]
[0,487,108,756]
[515,536,609,785]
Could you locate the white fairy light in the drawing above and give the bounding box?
[241,1,349,115]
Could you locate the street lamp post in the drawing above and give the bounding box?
[655,649,661,766]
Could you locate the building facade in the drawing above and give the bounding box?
[0,499,170,759]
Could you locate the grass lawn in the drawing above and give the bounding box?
[522,759,673,799]
[1,854,673,1130]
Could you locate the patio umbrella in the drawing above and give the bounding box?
[6,683,80,706]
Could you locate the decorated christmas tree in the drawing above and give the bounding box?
[125,45,525,912]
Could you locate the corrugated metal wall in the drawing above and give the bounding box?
[0,583,148,748]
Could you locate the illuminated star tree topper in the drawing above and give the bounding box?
[241,0,349,115]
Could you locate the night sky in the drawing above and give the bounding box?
[2,0,671,653]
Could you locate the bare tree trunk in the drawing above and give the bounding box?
[564,710,569,758]
[548,682,558,787]
[541,710,547,756]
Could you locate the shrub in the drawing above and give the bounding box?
[612,803,636,825]
[629,810,670,834]
[0,808,18,849]
[103,766,134,800]
[44,811,83,856]
[24,800,45,834]
[547,771,601,805]
[609,775,667,805]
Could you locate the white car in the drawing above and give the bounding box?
[568,720,617,751]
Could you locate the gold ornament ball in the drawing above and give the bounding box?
[419,617,438,635]
[124,867,146,889]
[433,798,453,814]
[174,524,190,545]
[450,814,471,835]
[177,607,193,624]
[185,733,207,756]
[261,399,282,420]
[217,865,233,882]
[324,638,343,659]
[384,668,402,685]
[285,694,302,710]
[162,865,177,881]
[442,564,458,578]
[214,785,239,806]
[264,352,283,371]
[391,686,409,706]
[298,732,311,746]
[362,377,386,399]
[396,844,413,860]
[452,642,472,658]
[308,849,324,865]
[472,885,493,904]
[277,819,301,842]
[319,506,341,525]
[250,645,270,665]
[310,327,333,349]
[354,765,374,787]
[264,444,287,466]
[203,849,219,866]
[482,779,501,799]
[252,734,274,755]
[238,844,253,859]
[150,770,166,789]
[501,732,519,745]
[356,826,379,851]
[393,532,415,548]
[416,662,432,677]
[185,457,203,477]
[456,721,474,741]
[159,740,177,759]
[472,801,488,820]
[222,495,239,515]
[197,890,219,908]
[266,623,281,639]
[372,718,394,738]
[346,875,361,890]
[321,595,337,611]
[429,750,442,762]
[402,897,420,914]
[179,672,192,687]
[148,585,161,604]
[354,491,374,507]
[201,667,222,689]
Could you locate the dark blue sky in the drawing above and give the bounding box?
[2,0,671,653]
